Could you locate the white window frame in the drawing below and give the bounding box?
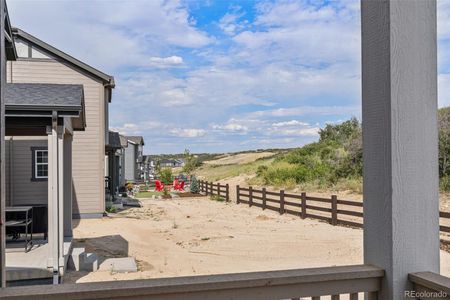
[34,149,48,180]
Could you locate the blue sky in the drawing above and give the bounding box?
[8,0,450,154]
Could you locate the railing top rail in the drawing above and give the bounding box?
[409,272,450,293]
[0,265,383,300]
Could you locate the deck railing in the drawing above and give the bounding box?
[409,272,450,299]
[0,265,383,300]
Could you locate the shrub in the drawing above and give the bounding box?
[190,176,199,194]
[210,195,225,202]
[159,168,173,185]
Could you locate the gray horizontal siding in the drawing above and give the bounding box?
[6,137,47,206]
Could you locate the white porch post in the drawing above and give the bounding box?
[361,1,439,299]
[47,113,63,284]
[57,127,64,273]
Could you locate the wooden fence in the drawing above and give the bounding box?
[236,185,450,234]
[199,180,230,202]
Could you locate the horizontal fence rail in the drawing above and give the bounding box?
[0,265,384,300]
[409,272,450,299]
[234,185,450,234]
[199,180,230,202]
[236,185,364,229]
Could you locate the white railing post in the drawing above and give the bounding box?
[361,1,439,299]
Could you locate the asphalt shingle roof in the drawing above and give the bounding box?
[126,136,145,145]
[107,131,122,149]
[6,83,84,108]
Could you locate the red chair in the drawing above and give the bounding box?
[155,180,165,192]
[178,181,185,191]
[173,180,185,191]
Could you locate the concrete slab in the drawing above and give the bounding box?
[6,238,72,282]
[98,257,137,273]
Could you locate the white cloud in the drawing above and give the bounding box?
[148,56,184,68]
[8,0,211,72]
[170,128,207,138]
[272,120,309,127]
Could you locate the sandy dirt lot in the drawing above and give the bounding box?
[65,196,450,283]
[203,152,275,165]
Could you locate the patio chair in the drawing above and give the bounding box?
[155,180,165,192]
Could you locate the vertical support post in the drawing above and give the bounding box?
[248,186,253,207]
[301,192,306,219]
[205,181,209,196]
[236,185,240,204]
[262,187,266,210]
[57,127,64,274]
[331,195,337,226]
[47,113,60,284]
[361,1,439,299]
[0,0,6,287]
[225,184,229,202]
[279,190,285,215]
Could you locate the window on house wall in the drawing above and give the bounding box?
[32,147,48,181]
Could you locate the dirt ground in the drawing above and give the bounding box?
[65,196,450,283]
[203,152,275,165]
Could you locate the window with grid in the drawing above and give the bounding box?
[33,149,48,180]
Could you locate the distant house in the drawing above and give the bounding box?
[160,159,185,168]
[7,28,115,219]
[124,136,144,182]
[142,155,155,180]
[105,131,122,200]
[118,135,129,187]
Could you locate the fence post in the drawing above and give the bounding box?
[301,192,306,219]
[217,183,220,197]
[280,190,285,215]
[236,185,240,204]
[249,186,253,207]
[331,195,338,226]
[206,181,209,196]
[262,187,266,210]
[226,184,230,202]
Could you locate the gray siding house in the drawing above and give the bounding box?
[7,28,115,218]
[124,136,144,182]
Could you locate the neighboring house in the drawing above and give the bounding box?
[105,131,122,201]
[7,28,115,219]
[118,135,128,188]
[142,155,155,180]
[160,159,185,168]
[124,136,144,182]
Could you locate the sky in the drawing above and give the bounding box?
[7,0,450,154]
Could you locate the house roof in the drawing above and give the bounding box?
[12,28,115,89]
[5,83,86,130]
[119,135,128,148]
[107,131,122,150]
[6,83,83,108]
[4,2,17,60]
[127,136,145,146]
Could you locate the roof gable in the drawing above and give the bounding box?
[12,28,115,88]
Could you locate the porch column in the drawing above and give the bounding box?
[57,128,64,273]
[47,118,64,284]
[361,1,439,299]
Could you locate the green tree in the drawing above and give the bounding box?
[190,176,199,194]
[159,168,173,185]
[182,149,200,175]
